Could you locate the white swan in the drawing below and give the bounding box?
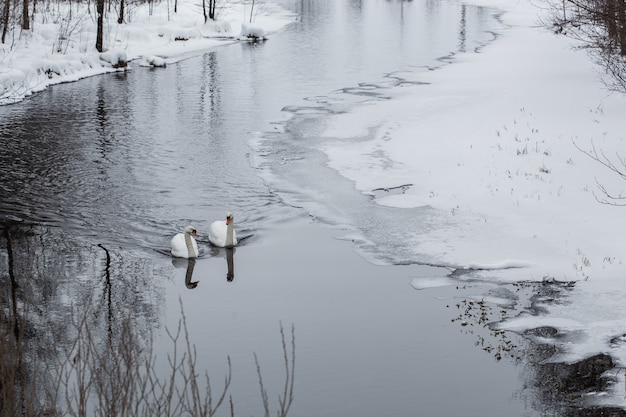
[209,212,237,248]
[171,225,199,258]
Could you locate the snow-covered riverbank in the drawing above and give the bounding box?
[0,0,295,104]
[314,0,626,409]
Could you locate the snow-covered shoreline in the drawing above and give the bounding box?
[323,11,626,283]
[0,0,296,104]
[315,0,626,408]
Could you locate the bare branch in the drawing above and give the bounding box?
[575,140,626,205]
[254,352,270,417]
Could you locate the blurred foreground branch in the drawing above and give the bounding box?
[0,296,295,417]
[254,322,295,417]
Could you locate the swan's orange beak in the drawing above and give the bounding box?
[226,218,231,225]
[192,231,199,237]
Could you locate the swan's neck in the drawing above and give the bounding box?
[225,223,234,247]
[184,233,195,257]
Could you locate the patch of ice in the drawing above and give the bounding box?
[463,260,532,270]
[410,276,457,290]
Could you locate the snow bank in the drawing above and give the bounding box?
[317,0,626,408]
[0,0,296,104]
[240,23,267,40]
[321,0,625,284]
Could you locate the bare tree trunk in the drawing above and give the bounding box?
[209,0,215,20]
[96,0,104,52]
[2,0,10,43]
[31,0,35,29]
[616,0,626,55]
[117,0,124,24]
[22,0,29,30]
[604,0,617,40]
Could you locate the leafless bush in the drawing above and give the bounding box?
[545,0,626,205]
[0,299,295,417]
[545,0,626,91]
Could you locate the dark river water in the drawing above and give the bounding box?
[0,1,604,416]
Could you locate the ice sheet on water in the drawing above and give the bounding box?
[410,276,457,290]
[463,260,533,270]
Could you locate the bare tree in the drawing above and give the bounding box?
[118,0,125,24]
[21,0,28,30]
[548,0,626,90]
[96,0,104,51]
[203,0,216,22]
[208,0,215,20]
[1,0,10,43]
[575,141,626,205]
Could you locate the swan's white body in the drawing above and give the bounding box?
[209,212,237,248]
[171,225,199,258]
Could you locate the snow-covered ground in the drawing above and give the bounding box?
[316,0,626,408]
[3,0,626,409]
[0,0,295,104]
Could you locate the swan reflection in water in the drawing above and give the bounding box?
[184,258,199,289]
[207,247,236,282]
[225,248,235,282]
[172,249,235,289]
[172,257,200,289]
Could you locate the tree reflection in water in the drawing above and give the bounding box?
[0,223,294,416]
[444,277,626,417]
